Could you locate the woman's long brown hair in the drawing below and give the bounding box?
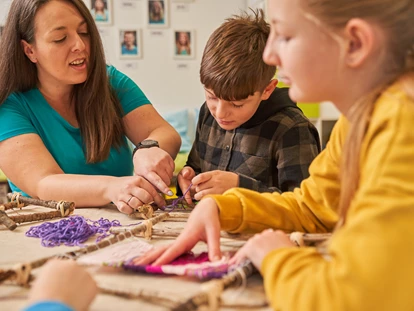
[0,0,125,163]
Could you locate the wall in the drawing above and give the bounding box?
[0,0,248,115]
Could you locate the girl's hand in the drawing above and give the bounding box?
[133,198,222,265]
[230,229,296,270]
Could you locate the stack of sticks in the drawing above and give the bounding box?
[0,193,75,231]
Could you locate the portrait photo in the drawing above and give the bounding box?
[148,0,169,28]
[173,30,195,59]
[119,29,142,59]
[90,0,112,25]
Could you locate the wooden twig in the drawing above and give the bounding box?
[0,210,17,231]
[172,261,256,311]
[0,213,170,285]
[7,193,75,212]
[0,202,21,211]
[7,210,70,224]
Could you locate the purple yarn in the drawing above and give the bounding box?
[25,216,122,247]
[160,183,193,211]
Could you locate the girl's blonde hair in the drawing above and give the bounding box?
[303,0,414,227]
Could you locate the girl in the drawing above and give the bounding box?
[137,0,414,310]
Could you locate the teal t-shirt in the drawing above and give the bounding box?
[0,66,150,194]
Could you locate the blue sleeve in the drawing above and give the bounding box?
[23,301,74,311]
[107,65,151,115]
[0,94,37,142]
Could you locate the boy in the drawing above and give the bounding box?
[178,9,320,204]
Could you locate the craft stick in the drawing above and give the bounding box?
[0,212,170,285]
[0,210,17,231]
[172,261,256,311]
[7,193,75,211]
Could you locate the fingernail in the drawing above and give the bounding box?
[212,255,220,261]
[167,190,173,196]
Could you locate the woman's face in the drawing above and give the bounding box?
[22,1,90,90]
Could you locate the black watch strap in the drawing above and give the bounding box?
[132,139,159,158]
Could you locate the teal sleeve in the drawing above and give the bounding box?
[23,301,74,311]
[0,94,37,142]
[107,65,151,115]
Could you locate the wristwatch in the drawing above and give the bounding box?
[132,139,159,158]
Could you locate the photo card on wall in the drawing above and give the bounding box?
[148,0,169,28]
[119,28,142,59]
[173,29,195,59]
[90,0,112,25]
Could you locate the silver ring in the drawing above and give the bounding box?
[127,196,134,204]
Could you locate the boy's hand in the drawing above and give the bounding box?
[177,166,196,205]
[191,170,239,200]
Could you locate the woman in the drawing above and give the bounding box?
[0,0,181,214]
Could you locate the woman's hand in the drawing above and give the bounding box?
[105,176,165,214]
[230,229,296,270]
[191,170,239,200]
[177,166,196,205]
[28,259,97,311]
[133,147,175,196]
[133,198,222,265]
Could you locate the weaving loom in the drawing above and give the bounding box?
[0,204,272,310]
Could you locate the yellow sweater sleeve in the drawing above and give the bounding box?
[260,85,414,310]
[211,116,347,234]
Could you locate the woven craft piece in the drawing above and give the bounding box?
[78,240,232,280]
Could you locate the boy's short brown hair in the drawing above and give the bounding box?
[200,9,276,101]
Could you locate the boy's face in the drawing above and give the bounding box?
[204,88,264,131]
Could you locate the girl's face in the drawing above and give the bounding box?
[263,0,344,104]
[22,1,90,90]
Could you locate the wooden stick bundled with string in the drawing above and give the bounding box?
[0,212,170,286]
[0,194,75,230]
[172,261,256,311]
[7,193,75,212]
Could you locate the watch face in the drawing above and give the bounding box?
[141,140,159,147]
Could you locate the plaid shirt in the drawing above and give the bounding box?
[185,88,321,193]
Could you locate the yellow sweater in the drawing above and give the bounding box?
[212,81,414,311]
